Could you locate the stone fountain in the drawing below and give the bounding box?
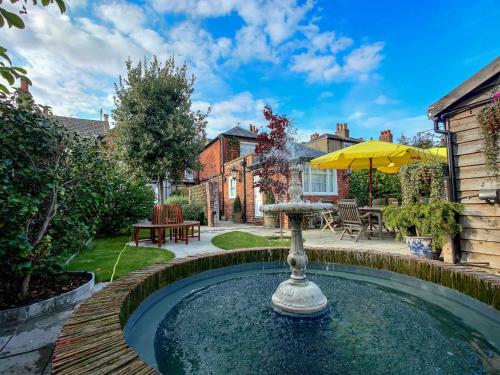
[262,163,333,317]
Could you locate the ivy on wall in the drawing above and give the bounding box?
[399,162,447,206]
[477,99,499,177]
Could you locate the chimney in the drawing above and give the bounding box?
[379,129,393,143]
[20,77,30,93]
[335,122,349,138]
[103,114,109,122]
[310,132,319,141]
[42,106,49,115]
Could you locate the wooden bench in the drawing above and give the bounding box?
[133,204,201,246]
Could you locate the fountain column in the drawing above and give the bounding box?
[266,163,331,317]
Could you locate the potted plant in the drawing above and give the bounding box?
[263,192,279,228]
[232,196,243,224]
[383,201,463,259]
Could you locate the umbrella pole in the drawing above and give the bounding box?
[369,158,373,207]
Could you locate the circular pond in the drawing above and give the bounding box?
[124,263,500,375]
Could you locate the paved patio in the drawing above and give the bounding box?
[128,221,408,258]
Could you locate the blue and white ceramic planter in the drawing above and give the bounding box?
[406,236,433,258]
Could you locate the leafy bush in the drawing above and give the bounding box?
[0,93,109,298]
[383,201,463,249]
[96,172,154,235]
[165,195,189,205]
[170,189,188,197]
[165,195,206,224]
[349,170,401,207]
[265,192,275,204]
[182,202,207,224]
[233,196,242,213]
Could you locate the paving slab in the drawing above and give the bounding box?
[0,283,107,375]
[128,223,408,257]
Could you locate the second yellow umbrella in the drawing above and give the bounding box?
[310,140,444,206]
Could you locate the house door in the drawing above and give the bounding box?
[254,176,263,218]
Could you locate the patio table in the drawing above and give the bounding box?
[359,206,385,240]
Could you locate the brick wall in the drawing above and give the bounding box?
[224,137,240,163]
[222,155,259,222]
[198,140,221,182]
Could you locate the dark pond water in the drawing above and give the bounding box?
[154,273,499,375]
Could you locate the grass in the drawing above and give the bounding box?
[211,231,291,250]
[65,231,175,282]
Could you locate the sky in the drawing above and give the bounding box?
[1,0,499,141]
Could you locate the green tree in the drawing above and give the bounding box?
[398,132,443,149]
[0,0,66,93]
[114,56,208,203]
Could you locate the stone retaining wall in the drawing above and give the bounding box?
[52,248,500,374]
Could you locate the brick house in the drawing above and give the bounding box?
[198,125,259,219]
[304,123,363,203]
[199,122,369,225]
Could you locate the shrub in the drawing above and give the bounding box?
[349,170,401,207]
[233,196,242,213]
[182,202,207,225]
[383,201,463,249]
[265,192,275,204]
[96,172,154,235]
[165,195,206,224]
[0,93,110,299]
[165,195,189,205]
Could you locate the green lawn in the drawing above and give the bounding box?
[65,233,175,282]
[211,231,291,250]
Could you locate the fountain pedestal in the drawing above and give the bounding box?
[272,213,328,316]
[262,164,333,317]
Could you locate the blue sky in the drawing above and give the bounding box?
[2,0,499,141]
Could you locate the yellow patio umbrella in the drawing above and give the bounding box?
[309,140,443,206]
[428,147,447,159]
[377,147,447,174]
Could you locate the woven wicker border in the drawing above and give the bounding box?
[52,247,500,374]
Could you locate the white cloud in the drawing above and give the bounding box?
[318,91,333,100]
[98,2,146,33]
[342,42,384,80]
[373,94,398,105]
[290,53,341,82]
[291,41,385,82]
[193,91,277,137]
[1,3,233,118]
[151,0,237,17]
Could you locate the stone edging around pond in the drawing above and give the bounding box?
[0,272,95,324]
[51,248,500,375]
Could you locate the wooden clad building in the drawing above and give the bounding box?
[429,57,500,270]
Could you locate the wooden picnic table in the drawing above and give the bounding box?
[359,206,385,240]
[133,221,200,247]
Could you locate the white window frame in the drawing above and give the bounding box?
[228,177,237,199]
[302,163,338,195]
[240,142,256,156]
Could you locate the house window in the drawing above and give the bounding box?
[184,169,194,182]
[228,177,237,198]
[240,142,256,156]
[302,163,338,195]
